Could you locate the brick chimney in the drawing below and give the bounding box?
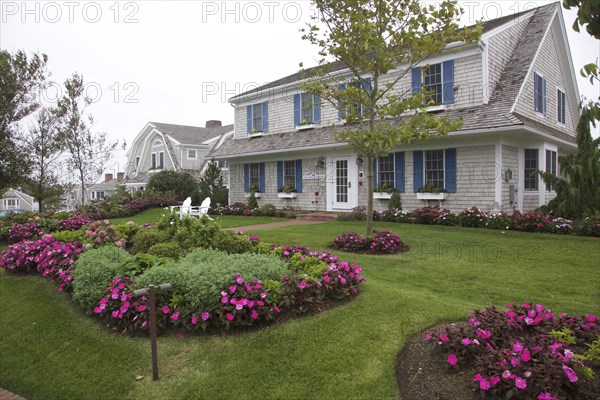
[117,172,125,182]
[105,173,113,183]
[205,120,222,129]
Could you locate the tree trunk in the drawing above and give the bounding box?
[365,155,374,237]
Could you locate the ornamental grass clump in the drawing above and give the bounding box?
[426,303,599,399]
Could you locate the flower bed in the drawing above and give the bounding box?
[426,303,599,399]
[332,230,409,255]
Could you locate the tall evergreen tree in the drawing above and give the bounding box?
[198,161,229,206]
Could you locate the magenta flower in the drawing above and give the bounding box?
[439,334,449,342]
[298,280,307,290]
[191,315,198,325]
[490,376,500,386]
[162,306,170,314]
[226,313,234,321]
[502,370,512,380]
[476,328,491,339]
[273,305,281,313]
[170,311,180,321]
[201,311,210,321]
[537,393,558,400]
[515,377,527,389]
[229,285,236,294]
[562,365,578,382]
[521,349,531,362]
[447,354,457,366]
[479,378,490,391]
[461,338,471,346]
[251,310,259,319]
[236,277,244,285]
[512,341,524,353]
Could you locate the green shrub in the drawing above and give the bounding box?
[262,279,282,305]
[52,230,85,243]
[117,253,170,277]
[131,229,170,254]
[72,246,131,312]
[388,192,402,211]
[114,222,140,245]
[50,211,71,220]
[147,242,185,260]
[247,192,258,209]
[214,231,254,254]
[136,249,290,310]
[172,217,221,250]
[38,218,61,233]
[258,203,277,216]
[289,253,328,279]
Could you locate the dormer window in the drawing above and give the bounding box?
[188,149,197,159]
[557,89,566,124]
[338,78,371,121]
[294,93,321,127]
[153,139,161,146]
[246,101,269,133]
[411,60,455,105]
[534,72,547,115]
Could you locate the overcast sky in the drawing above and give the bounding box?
[2,0,599,180]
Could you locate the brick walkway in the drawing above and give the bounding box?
[226,218,329,233]
[0,389,26,400]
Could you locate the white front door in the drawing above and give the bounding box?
[328,156,358,211]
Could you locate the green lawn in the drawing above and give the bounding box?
[109,208,288,228]
[1,221,598,400]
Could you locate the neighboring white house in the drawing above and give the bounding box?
[123,120,234,193]
[62,173,123,210]
[0,188,39,212]
[211,3,578,213]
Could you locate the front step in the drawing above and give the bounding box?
[295,212,338,221]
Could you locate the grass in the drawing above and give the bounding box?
[109,208,288,228]
[1,218,598,400]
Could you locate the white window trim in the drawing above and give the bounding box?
[377,154,396,189]
[423,149,446,189]
[187,149,197,160]
[556,87,566,126]
[4,198,20,208]
[524,148,540,192]
[421,63,445,105]
[299,93,317,125]
[250,103,264,133]
[152,139,161,147]
[159,151,165,169]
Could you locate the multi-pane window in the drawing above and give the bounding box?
[424,63,443,105]
[425,150,444,188]
[546,150,557,192]
[378,154,395,189]
[188,149,196,159]
[151,153,157,169]
[524,149,539,191]
[534,73,546,114]
[557,89,566,124]
[284,161,296,189]
[300,93,314,124]
[91,191,105,200]
[159,152,164,169]
[252,103,263,132]
[248,163,260,190]
[4,199,18,208]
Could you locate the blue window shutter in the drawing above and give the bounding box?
[293,94,301,126]
[542,78,547,114]
[395,152,405,193]
[259,162,265,193]
[442,60,455,104]
[295,160,303,193]
[262,101,268,132]
[313,95,321,124]
[533,75,538,111]
[243,164,249,192]
[277,161,284,191]
[413,151,423,192]
[338,83,347,120]
[412,67,422,93]
[246,105,252,134]
[373,159,378,189]
[445,148,457,193]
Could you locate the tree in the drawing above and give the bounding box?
[23,108,65,212]
[563,0,600,39]
[0,50,49,189]
[538,107,600,218]
[148,170,199,201]
[56,73,120,205]
[198,161,229,206]
[301,0,480,236]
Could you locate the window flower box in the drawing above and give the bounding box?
[417,192,447,201]
[373,192,393,200]
[295,124,316,131]
[245,192,261,198]
[277,192,297,199]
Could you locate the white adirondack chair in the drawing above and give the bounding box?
[198,197,213,220]
[179,197,192,219]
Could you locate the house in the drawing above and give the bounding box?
[0,188,39,212]
[123,120,234,193]
[62,173,124,210]
[210,3,579,213]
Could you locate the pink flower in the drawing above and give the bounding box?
[298,280,307,290]
[447,354,457,366]
[162,306,170,314]
[563,365,578,382]
[521,349,531,362]
[191,315,198,325]
[476,329,491,339]
[273,305,281,313]
[251,310,259,319]
[236,277,244,285]
[461,338,471,346]
[226,313,234,321]
[479,378,490,391]
[512,341,524,353]
[221,296,228,304]
[538,393,558,400]
[229,285,236,294]
[439,334,449,342]
[490,376,500,386]
[502,370,512,380]
[473,374,482,382]
[425,333,433,342]
[201,311,210,321]
[515,377,527,389]
[170,311,180,321]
